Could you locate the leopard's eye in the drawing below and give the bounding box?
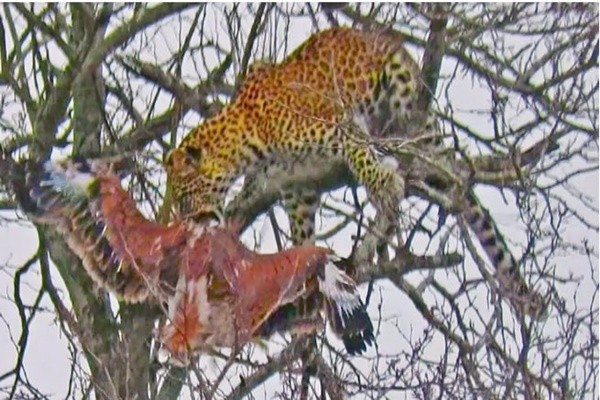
[185,147,202,163]
[165,146,200,169]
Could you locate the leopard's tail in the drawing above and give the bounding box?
[462,191,547,318]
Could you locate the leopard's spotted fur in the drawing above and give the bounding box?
[165,27,546,318]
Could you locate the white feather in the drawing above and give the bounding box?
[317,260,362,328]
[40,160,96,196]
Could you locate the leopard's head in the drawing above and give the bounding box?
[165,146,220,221]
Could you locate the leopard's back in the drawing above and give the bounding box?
[237,28,421,131]
[181,28,420,148]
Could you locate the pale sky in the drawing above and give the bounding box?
[0,4,598,399]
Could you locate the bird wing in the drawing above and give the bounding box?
[30,160,188,302]
[226,244,330,339]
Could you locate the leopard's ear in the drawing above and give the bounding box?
[164,148,179,168]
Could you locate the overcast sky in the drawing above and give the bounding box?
[0,4,598,399]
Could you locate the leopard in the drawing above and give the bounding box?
[164,28,417,223]
[164,27,546,319]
